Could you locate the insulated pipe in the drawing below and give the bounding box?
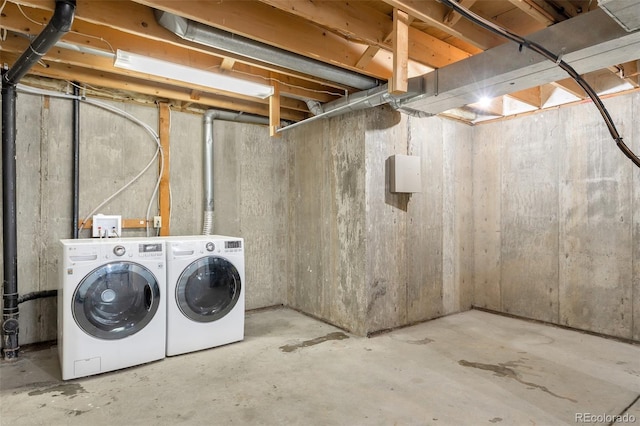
[155,10,380,91]
[72,83,80,239]
[1,0,76,360]
[202,110,269,235]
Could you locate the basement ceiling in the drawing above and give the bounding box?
[1,0,640,127]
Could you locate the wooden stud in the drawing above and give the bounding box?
[158,102,171,236]
[269,76,281,138]
[390,9,409,95]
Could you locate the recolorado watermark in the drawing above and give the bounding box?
[575,413,636,423]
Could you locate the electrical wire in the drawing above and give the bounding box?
[439,0,640,168]
[16,83,164,235]
[16,3,115,53]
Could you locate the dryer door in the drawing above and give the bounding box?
[176,256,241,322]
[73,262,161,340]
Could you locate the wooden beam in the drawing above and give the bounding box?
[80,218,149,230]
[506,0,555,26]
[0,50,309,121]
[507,87,541,107]
[256,0,471,69]
[5,0,360,93]
[220,57,236,71]
[390,9,409,94]
[129,0,392,79]
[270,77,281,138]
[444,0,477,27]
[381,0,505,49]
[158,103,171,236]
[551,78,586,99]
[528,0,572,21]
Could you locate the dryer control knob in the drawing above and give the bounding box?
[205,242,215,252]
[113,245,126,256]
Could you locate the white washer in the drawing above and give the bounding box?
[165,235,244,356]
[58,238,166,380]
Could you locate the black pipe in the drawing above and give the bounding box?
[17,291,58,305]
[72,83,80,238]
[2,78,20,360]
[1,0,76,361]
[2,0,76,85]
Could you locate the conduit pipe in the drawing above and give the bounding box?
[1,0,76,360]
[202,110,270,235]
[155,10,380,91]
[72,83,80,239]
[281,78,427,132]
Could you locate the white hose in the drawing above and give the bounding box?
[16,84,163,236]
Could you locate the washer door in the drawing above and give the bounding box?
[176,256,241,323]
[73,262,161,340]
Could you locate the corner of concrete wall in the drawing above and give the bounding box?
[472,91,640,342]
[213,120,289,310]
[285,111,368,335]
[363,106,475,335]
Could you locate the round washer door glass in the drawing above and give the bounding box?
[73,262,161,340]
[176,256,241,322]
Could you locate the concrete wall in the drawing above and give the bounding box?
[286,112,369,334]
[473,91,640,341]
[286,106,474,335]
[2,88,638,346]
[213,120,289,310]
[0,93,287,345]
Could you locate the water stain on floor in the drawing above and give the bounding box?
[280,332,349,353]
[458,359,577,403]
[28,383,87,398]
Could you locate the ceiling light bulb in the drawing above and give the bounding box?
[478,96,491,107]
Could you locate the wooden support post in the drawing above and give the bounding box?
[270,76,281,137]
[390,8,409,95]
[158,103,171,236]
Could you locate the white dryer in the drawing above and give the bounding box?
[58,238,166,380]
[165,235,244,356]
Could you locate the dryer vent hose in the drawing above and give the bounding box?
[202,210,214,235]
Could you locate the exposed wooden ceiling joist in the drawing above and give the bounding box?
[1,0,638,126]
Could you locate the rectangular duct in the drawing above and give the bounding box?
[599,0,640,32]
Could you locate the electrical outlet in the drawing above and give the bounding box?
[153,216,162,228]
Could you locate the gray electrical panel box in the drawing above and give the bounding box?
[389,155,421,193]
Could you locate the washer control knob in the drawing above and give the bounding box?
[113,245,126,256]
[205,242,215,252]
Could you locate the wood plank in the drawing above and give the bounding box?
[257,0,470,69]
[129,0,392,79]
[506,0,555,26]
[507,86,541,107]
[1,34,311,114]
[551,78,586,99]
[269,77,281,137]
[444,0,477,27]
[1,50,308,121]
[381,0,505,49]
[80,218,149,229]
[5,0,364,92]
[390,9,409,94]
[220,58,236,71]
[158,103,171,236]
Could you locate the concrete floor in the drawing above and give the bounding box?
[1,308,639,426]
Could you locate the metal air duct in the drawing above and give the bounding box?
[155,10,380,91]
